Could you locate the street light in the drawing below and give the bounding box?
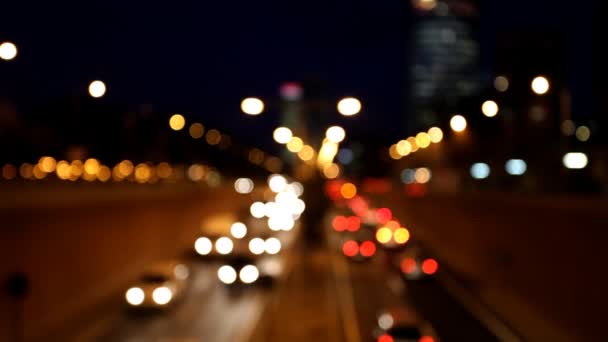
[337,97,361,116]
[481,100,499,117]
[169,114,186,131]
[326,126,346,143]
[88,80,107,98]
[0,41,17,60]
[450,115,467,132]
[241,97,264,115]
[273,127,293,144]
[531,76,550,95]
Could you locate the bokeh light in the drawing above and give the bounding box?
[218,265,237,284]
[376,227,393,244]
[273,127,293,144]
[0,41,18,60]
[189,123,204,139]
[428,127,443,143]
[505,159,527,176]
[234,177,254,194]
[575,125,591,142]
[340,182,357,199]
[337,97,361,116]
[414,168,431,184]
[88,80,107,98]
[470,163,490,179]
[450,115,467,132]
[241,97,264,115]
[481,100,499,117]
[562,152,588,169]
[286,137,304,152]
[326,126,346,143]
[230,222,247,239]
[194,237,213,255]
[531,76,550,95]
[169,114,186,131]
[494,76,509,92]
[415,132,431,148]
[393,228,410,244]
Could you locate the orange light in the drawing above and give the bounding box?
[401,258,417,274]
[340,182,357,199]
[421,258,438,275]
[360,241,376,257]
[342,240,359,257]
[378,334,394,342]
[419,336,435,342]
[376,227,392,244]
[332,216,347,232]
[385,220,401,230]
[393,228,410,244]
[346,216,361,232]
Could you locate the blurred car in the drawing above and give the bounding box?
[255,255,285,287]
[375,220,410,252]
[373,307,439,342]
[124,261,189,309]
[390,246,439,280]
[193,234,247,259]
[217,255,261,286]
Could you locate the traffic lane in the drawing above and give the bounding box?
[97,263,267,342]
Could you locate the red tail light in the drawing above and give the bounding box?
[400,257,418,274]
[376,208,392,224]
[342,240,359,257]
[346,216,361,232]
[378,334,394,342]
[332,216,347,231]
[419,336,434,342]
[359,240,376,257]
[421,258,438,275]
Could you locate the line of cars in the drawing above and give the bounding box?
[326,179,440,342]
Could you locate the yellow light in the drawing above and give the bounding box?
[70,160,83,177]
[340,183,357,199]
[376,227,392,244]
[494,76,509,92]
[118,160,134,177]
[298,145,315,161]
[32,165,47,180]
[325,126,346,143]
[241,97,264,115]
[134,163,151,183]
[481,100,499,117]
[2,164,17,180]
[38,156,57,173]
[56,161,70,180]
[19,163,33,179]
[84,158,100,175]
[286,137,304,152]
[322,163,340,179]
[187,164,205,181]
[0,41,18,60]
[413,0,437,11]
[189,123,204,139]
[206,129,221,145]
[575,125,591,142]
[169,114,186,131]
[396,140,411,156]
[273,127,293,144]
[415,167,431,184]
[337,97,362,116]
[88,80,106,98]
[389,144,401,160]
[97,166,111,182]
[317,140,339,166]
[450,115,467,132]
[393,228,410,244]
[415,132,431,148]
[406,137,419,152]
[156,162,172,179]
[531,76,550,95]
[428,127,443,143]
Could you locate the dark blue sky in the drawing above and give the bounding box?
[0,0,592,149]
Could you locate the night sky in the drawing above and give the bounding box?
[0,0,592,151]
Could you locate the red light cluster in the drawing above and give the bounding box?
[375,208,392,224]
[400,257,418,274]
[349,195,369,217]
[342,240,376,258]
[378,334,394,342]
[332,216,361,232]
[325,180,344,201]
[421,258,438,275]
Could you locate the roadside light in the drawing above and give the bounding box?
[249,238,265,255]
[531,76,550,95]
[239,265,259,284]
[230,222,247,239]
[337,97,361,116]
[562,152,588,169]
[376,227,392,244]
[241,97,264,115]
[215,237,234,255]
[326,126,346,143]
[194,237,213,255]
[494,76,509,92]
[88,80,106,98]
[470,163,490,179]
[481,100,499,117]
[450,115,467,132]
[169,114,186,131]
[393,228,410,244]
[273,127,293,144]
[505,159,527,176]
[125,287,145,306]
[0,41,18,60]
[152,286,173,305]
[428,127,443,143]
[264,237,282,255]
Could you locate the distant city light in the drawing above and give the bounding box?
[217,265,237,284]
[337,148,354,164]
[337,97,362,116]
[505,159,527,175]
[531,76,550,95]
[268,174,288,193]
[415,132,431,148]
[414,168,431,184]
[481,100,499,117]
[562,152,588,169]
[280,82,303,101]
[234,177,254,194]
[264,237,282,255]
[412,0,437,11]
[241,97,264,115]
[169,114,186,131]
[298,145,315,161]
[389,145,402,160]
[0,42,18,60]
[215,237,234,255]
[494,76,509,92]
[340,183,357,199]
[561,120,575,136]
[326,126,346,143]
[428,127,443,143]
[189,123,204,139]
[194,237,213,255]
[250,201,266,218]
[450,115,467,132]
[322,163,340,179]
[400,169,416,184]
[575,125,591,142]
[470,163,490,179]
[239,265,259,284]
[88,80,107,98]
[286,137,304,152]
[273,127,293,144]
[396,140,411,156]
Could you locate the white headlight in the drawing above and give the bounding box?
[152,286,173,305]
[125,287,145,306]
[268,174,288,193]
[215,237,234,255]
[264,237,282,255]
[250,201,266,218]
[249,238,265,255]
[239,265,259,284]
[230,222,247,239]
[195,237,213,255]
[218,265,237,284]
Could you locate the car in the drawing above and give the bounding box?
[217,255,261,286]
[390,246,439,280]
[373,307,439,342]
[193,234,244,259]
[124,261,189,309]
